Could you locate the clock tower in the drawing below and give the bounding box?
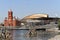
[8,9,13,26]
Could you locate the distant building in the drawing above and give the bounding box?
[23,14,48,19]
[4,9,21,27]
[21,14,59,26]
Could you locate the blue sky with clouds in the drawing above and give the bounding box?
[0,0,60,22]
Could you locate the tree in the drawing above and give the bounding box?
[58,19,60,30]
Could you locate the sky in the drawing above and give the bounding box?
[0,0,60,23]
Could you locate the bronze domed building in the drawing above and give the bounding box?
[23,14,48,19]
[21,13,59,27]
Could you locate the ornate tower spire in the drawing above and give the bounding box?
[8,9,13,26]
[8,9,13,19]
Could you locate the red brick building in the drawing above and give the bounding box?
[4,9,21,27]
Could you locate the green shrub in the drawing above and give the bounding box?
[58,19,60,30]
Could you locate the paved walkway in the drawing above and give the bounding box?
[49,35,60,40]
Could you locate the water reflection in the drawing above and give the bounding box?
[8,30,59,40]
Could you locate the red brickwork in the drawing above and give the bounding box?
[4,10,21,27]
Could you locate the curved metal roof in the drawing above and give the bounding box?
[23,14,48,19]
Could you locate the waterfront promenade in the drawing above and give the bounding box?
[0,23,59,40]
[12,30,60,40]
[0,26,60,40]
[0,23,58,30]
